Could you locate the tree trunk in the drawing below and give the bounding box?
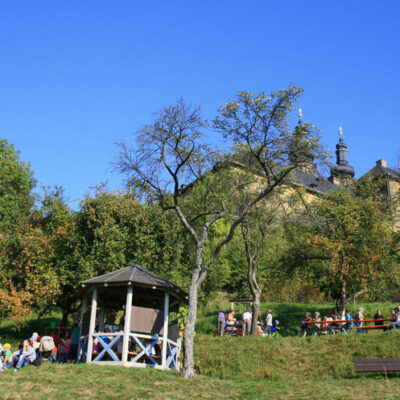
[248,258,261,336]
[61,310,70,327]
[182,271,200,379]
[251,290,261,336]
[335,279,347,319]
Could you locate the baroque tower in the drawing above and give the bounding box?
[329,127,355,186]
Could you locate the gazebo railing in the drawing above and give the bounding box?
[82,330,181,370]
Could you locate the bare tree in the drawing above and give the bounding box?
[115,87,324,378]
[240,194,289,335]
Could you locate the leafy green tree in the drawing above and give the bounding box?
[0,139,35,221]
[297,185,398,316]
[0,214,62,328]
[54,190,191,324]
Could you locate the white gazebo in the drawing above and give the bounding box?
[77,264,186,370]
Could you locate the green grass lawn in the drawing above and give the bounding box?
[0,362,399,400]
[0,302,399,399]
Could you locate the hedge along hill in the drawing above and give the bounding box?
[194,332,400,380]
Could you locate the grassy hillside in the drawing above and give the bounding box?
[0,332,399,399]
[0,303,399,399]
[195,331,400,380]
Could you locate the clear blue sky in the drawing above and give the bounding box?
[1,1,399,208]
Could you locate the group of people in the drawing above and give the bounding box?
[0,338,37,371]
[217,308,280,337]
[0,316,81,372]
[298,307,400,337]
[217,306,400,337]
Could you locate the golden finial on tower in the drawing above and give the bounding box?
[298,108,303,119]
[339,126,343,137]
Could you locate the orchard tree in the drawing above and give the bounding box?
[116,87,324,378]
[304,184,397,316]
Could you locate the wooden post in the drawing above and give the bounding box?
[122,285,133,364]
[86,287,98,363]
[99,308,105,332]
[161,291,170,368]
[77,295,88,362]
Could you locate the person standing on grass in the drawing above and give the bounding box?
[272,320,280,336]
[69,323,80,362]
[265,309,273,337]
[242,310,252,336]
[226,309,235,326]
[217,310,226,336]
[391,307,400,330]
[61,331,72,363]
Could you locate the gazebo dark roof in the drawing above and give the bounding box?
[82,264,185,297]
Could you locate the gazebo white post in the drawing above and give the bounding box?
[99,309,105,332]
[161,291,170,368]
[86,287,98,363]
[77,294,88,362]
[122,285,133,364]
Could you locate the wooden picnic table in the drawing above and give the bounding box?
[213,322,264,337]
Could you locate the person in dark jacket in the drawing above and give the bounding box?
[374,310,387,331]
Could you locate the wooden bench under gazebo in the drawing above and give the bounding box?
[77,264,186,370]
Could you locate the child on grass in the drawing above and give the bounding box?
[272,320,280,337]
[2,344,12,365]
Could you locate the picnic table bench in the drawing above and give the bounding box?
[213,322,264,337]
[305,318,395,332]
[355,358,400,373]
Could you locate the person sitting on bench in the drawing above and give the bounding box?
[355,308,365,333]
[312,312,321,335]
[392,307,400,330]
[298,312,312,337]
[341,310,354,334]
[374,310,387,331]
[329,311,340,334]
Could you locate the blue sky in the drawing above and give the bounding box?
[1,1,399,208]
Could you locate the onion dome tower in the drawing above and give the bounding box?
[329,127,355,185]
[289,108,316,174]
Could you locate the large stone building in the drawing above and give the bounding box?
[285,120,400,228]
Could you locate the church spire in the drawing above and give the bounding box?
[330,127,355,185]
[289,108,316,174]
